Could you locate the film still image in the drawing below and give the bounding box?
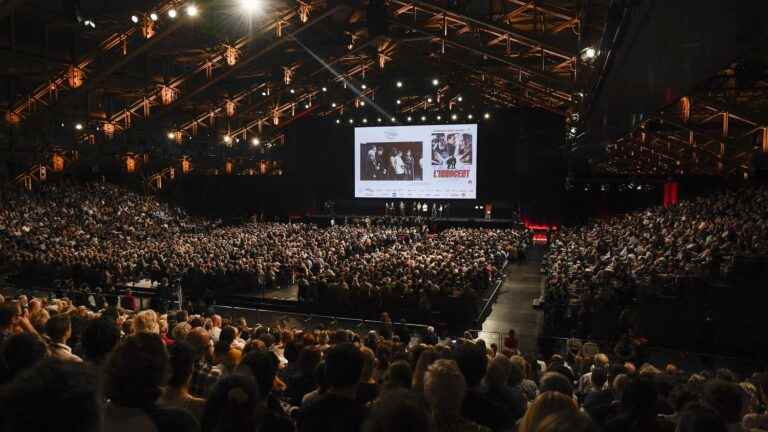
[431,133,473,169]
[360,142,423,181]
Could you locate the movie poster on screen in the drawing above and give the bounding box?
[430,129,473,180]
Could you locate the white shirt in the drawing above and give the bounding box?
[50,342,83,363]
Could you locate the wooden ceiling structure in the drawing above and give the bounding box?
[1,0,611,181]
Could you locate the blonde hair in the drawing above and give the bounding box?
[133,310,160,334]
[518,391,578,432]
[425,359,466,416]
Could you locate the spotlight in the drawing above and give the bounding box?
[361,84,367,89]
[432,78,439,86]
[360,101,365,106]
[483,113,490,119]
[240,0,261,13]
[131,15,139,23]
[168,8,177,18]
[223,135,232,144]
[261,91,267,96]
[362,118,368,123]
[457,96,463,102]
[322,86,327,92]
[420,115,426,121]
[467,114,473,120]
[427,97,432,103]
[331,102,337,108]
[348,118,354,124]
[167,132,175,139]
[74,123,83,130]
[336,119,340,124]
[580,46,597,62]
[451,113,457,120]
[437,115,442,121]
[396,99,401,105]
[305,103,310,109]
[251,137,260,146]
[407,116,412,122]
[391,117,396,122]
[185,4,199,17]
[396,81,403,88]
[289,89,295,94]
[83,19,96,28]
[150,12,159,21]
[377,118,381,123]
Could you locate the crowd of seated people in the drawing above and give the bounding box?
[1,291,767,432]
[543,185,768,310]
[0,182,529,316]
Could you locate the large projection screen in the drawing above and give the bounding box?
[354,124,478,199]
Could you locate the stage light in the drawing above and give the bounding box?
[74,123,83,130]
[432,78,439,86]
[483,113,490,119]
[457,96,463,102]
[362,118,368,123]
[289,89,295,94]
[580,46,597,62]
[427,97,432,103]
[322,86,327,92]
[331,102,337,108]
[252,137,260,146]
[361,83,367,89]
[185,4,199,17]
[360,101,365,106]
[396,81,403,88]
[335,119,340,124]
[391,117,396,122]
[305,103,310,109]
[168,8,177,18]
[240,0,261,13]
[261,91,267,96]
[420,115,426,121]
[451,113,457,120]
[437,115,442,121]
[407,116,412,122]
[167,132,175,139]
[83,19,96,28]
[150,12,159,21]
[131,15,139,23]
[349,118,354,124]
[377,118,382,123]
[223,135,232,144]
[396,99,401,105]
[468,114,473,120]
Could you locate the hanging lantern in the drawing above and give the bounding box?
[181,158,191,174]
[102,122,115,139]
[259,160,268,175]
[68,66,85,88]
[225,100,236,117]
[5,111,20,125]
[283,67,293,85]
[141,18,155,39]
[160,86,177,105]
[174,130,183,144]
[225,46,239,66]
[225,160,233,175]
[680,97,690,123]
[126,155,136,173]
[298,1,311,23]
[52,154,65,172]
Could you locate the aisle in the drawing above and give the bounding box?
[481,247,544,354]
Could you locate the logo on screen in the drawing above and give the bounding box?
[384,131,398,139]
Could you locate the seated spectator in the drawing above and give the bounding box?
[424,359,490,432]
[46,314,82,362]
[703,379,749,432]
[482,354,527,421]
[742,373,768,431]
[381,360,412,393]
[238,349,291,421]
[358,346,380,405]
[133,309,160,334]
[81,317,120,366]
[297,342,367,432]
[537,410,598,432]
[186,327,221,398]
[518,391,578,432]
[539,371,574,397]
[160,341,206,421]
[0,332,48,384]
[0,359,100,432]
[677,403,728,432]
[286,346,322,406]
[363,389,429,432]
[212,326,242,375]
[454,341,510,431]
[603,375,674,432]
[103,333,198,432]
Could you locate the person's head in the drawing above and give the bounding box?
[323,342,364,391]
[518,391,578,432]
[46,314,72,343]
[591,365,607,389]
[383,360,412,391]
[594,353,609,367]
[29,308,50,333]
[82,318,120,365]
[0,360,100,432]
[703,379,747,424]
[452,341,487,388]
[0,333,48,383]
[211,314,222,328]
[201,373,260,432]
[186,327,212,362]
[238,349,279,398]
[167,341,197,389]
[540,371,574,397]
[537,410,597,432]
[485,354,513,390]
[297,346,322,376]
[132,309,159,334]
[104,333,168,408]
[677,403,728,432]
[363,389,429,432]
[359,346,377,383]
[424,359,465,417]
[621,375,659,418]
[0,303,18,330]
[176,310,189,323]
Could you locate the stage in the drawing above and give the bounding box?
[304,214,522,229]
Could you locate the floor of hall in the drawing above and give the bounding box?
[481,246,545,354]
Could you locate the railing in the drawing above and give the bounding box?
[475,260,509,324]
